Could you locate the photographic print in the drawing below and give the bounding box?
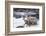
[13,8,39,29]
